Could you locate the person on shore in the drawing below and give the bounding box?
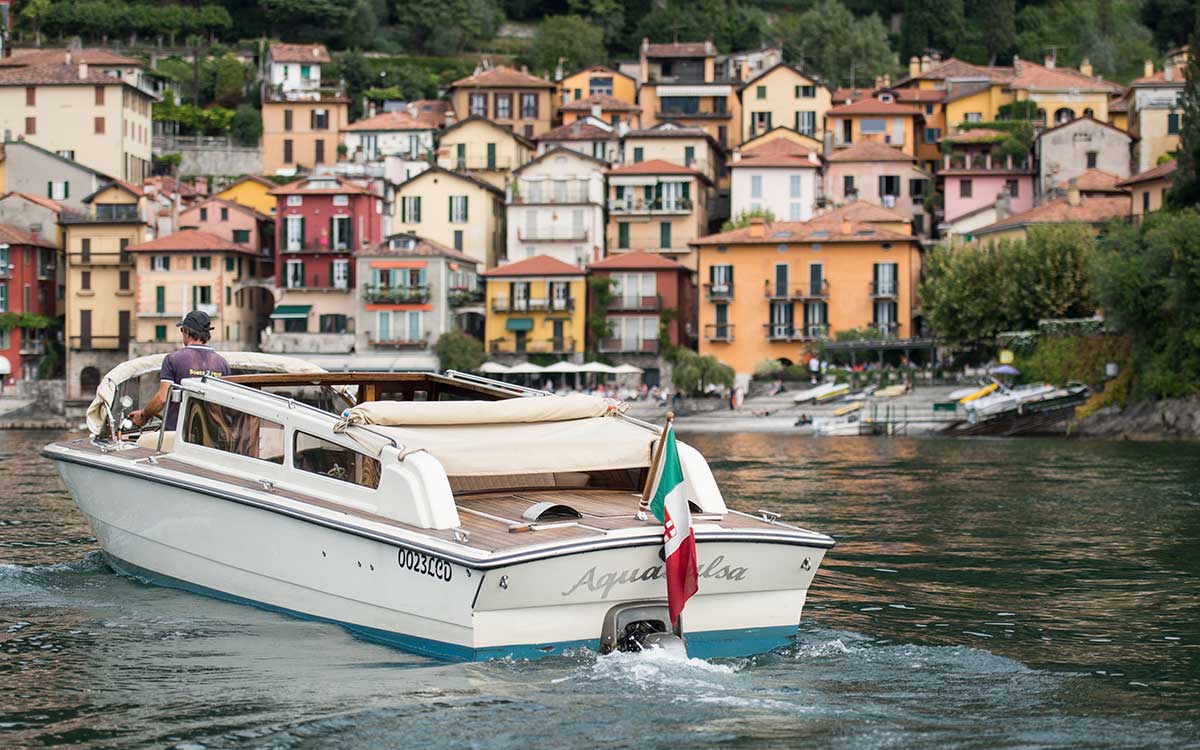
[129,310,230,431]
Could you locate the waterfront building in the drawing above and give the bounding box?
[535,118,622,164]
[0,139,112,213]
[692,208,922,383]
[0,191,66,316]
[1036,116,1133,195]
[356,232,481,369]
[0,223,57,383]
[606,159,713,270]
[635,39,740,150]
[939,130,1035,241]
[895,57,1012,133]
[215,175,278,217]
[1117,159,1176,224]
[448,66,556,139]
[728,138,821,222]
[143,175,204,237]
[124,229,263,355]
[392,166,505,268]
[0,49,156,181]
[180,197,272,253]
[889,86,947,171]
[823,141,933,238]
[971,185,1130,243]
[506,148,607,268]
[717,46,784,84]
[557,65,638,111]
[260,44,350,175]
[1126,56,1187,173]
[737,63,830,142]
[827,95,923,157]
[482,255,586,361]
[435,116,535,190]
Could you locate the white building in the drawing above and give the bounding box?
[266,43,329,100]
[505,147,608,268]
[534,117,623,163]
[729,138,821,222]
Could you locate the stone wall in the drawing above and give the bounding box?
[1072,398,1200,439]
[155,136,262,179]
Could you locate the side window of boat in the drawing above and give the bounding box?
[181,399,285,464]
[293,431,381,490]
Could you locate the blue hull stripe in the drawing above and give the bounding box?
[103,554,798,662]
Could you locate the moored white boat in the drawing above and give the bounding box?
[46,365,835,661]
[964,383,1058,422]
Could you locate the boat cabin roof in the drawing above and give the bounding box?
[226,371,521,404]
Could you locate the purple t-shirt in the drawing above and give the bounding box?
[160,345,230,429]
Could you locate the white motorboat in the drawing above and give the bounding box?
[813,415,865,436]
[792,381,843,404]
[46,364,835,662]
[964,383,1057,422]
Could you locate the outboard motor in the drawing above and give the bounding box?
[600,601,686,656]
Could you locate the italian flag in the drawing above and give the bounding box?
[648,425,698,627]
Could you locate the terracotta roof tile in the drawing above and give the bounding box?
[451,66,554,89]
[975,195,1129,235]
[0,48,142,68]
[343,110,440,132]
[817,200,909,224]
[831,87,872,103]
[692,216,914,246]
[644,41,716,58]
[827,97,923,116]
[484,255,585,277]
[190,196,272,222]
[607,159,702,176]
[0,62,139,87]
[559,92,641,112]
[1054,169,1128,194]
[1038,114,1134,141]
[2,191,64,214]
[825,141,915,163]
[589,250,688,270]
[896,57,1013,86]
[1108,95,1129,113]
[1116,159,1177,187]
[1130,69,1186,86]
[0,222,56,248]
[268,44,330,64]
[268,175,374,196]
[731,138,819,169]
[536,121,617,142]
[891,88,945,103]
[126,229,254,254]
[1010,60,1123,94]
[361,233,475,263]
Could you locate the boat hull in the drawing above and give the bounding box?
[51,452,829,661]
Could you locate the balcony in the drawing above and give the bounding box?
[941,153,1033,173]
[517,228,590,242]
[282,282,351,292]
[765,281,830,300]
[871,281,899,299]
[0,267,9,280]
[511,184,593,204]
[447,156,516,171]
[491,297,574,312]
[448,288,485,307]
[363,285,430,304]
[704,324,734,342]
[69,336,127,351]
[282,243,353,254]
[608,198,694,215]
[599,338,660,353]
[704,283,733,301]
[19,339,46,356]
[763,324,829,341]
[263,82,347,103]
[366,336,428,350]
[490,337,577,355]
[873,321,901,338]
[608,295,661,311]
[655,109,731,120]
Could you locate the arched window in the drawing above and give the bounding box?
[80,366,101,397]
[1054,107,1074,125]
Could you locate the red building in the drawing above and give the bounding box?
[0,223,58,385]
[269,174,382,291]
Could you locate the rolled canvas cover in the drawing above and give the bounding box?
[344,393,613,427]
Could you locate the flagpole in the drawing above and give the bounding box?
[637,411,674,521]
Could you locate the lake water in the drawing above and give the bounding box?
[2,430,1198,749]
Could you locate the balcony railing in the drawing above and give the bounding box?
[282,282,351,291]
[511,186,592,204]
[599,338,660,353]
[608,295,661,311]
[704,324,734,342]
[363,285,431,304]
[871,281,899,298]
[655,109,731,120]
[447,156,516,171]
[448,289,485,307]
[608,198,694,214]
[517,228,590,242]
[492,297,574,312]
[490,337,577,354]
[282,243,353,254]
[19,339,46,355]
[69,335,127,351]
[942,153,1032,173]
[365,336,428,350]
[763,324,829,341]
[263,82,347,103]
[0,267,9,280]
[874,322,901,338]
[765,280,830,300]
[704,283,733,301]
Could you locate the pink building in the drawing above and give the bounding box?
[180,197,272,254]
[823,141,933,238]
[940,150,1035,226]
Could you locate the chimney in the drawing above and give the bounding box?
[1079,58,1093,77]
[617,120,630,137]
[78,63,88,79]
[571,119,581,136]
[65,50,73,66]
[520,65,529,75]
[823,131,833,160]
[591,103,602,120]
[874,75,882,89]
[1013,54,1022,76]
[1165,61,1175,82]
[732,150,742,163]
[368,102,377,118]
[1144,59,1154,78]
[920,54,931,73]
[840,219,852,235]
[1067,180,1081,208]
[748,216,766,238]
[1044,53,1055,69]
[882,74,891,88]
[554,57,565,82]
[909,56,920,78]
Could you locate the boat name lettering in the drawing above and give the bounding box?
[561,555,747,598]
[398,549,452,582]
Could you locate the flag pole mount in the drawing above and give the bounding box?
[636,411,674,521]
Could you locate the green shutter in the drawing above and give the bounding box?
[46,181,52,198]
[299,217,306,248]
[329,216,334,248]
[155,286,165,313]
[448,195,453,221]
[681,181,690,200]
[462,195,468,221]
[415,197,421,222]
[618,222,629,249]
[660,221,671,248]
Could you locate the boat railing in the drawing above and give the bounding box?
[442,370,552,397]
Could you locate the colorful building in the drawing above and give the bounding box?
[606,159,713,269]
[435,115,535,190]
[506,147,608,268]
[971,187,1130,243]
[1127,57,1186,173]
[0,223,57,384]
[392,166,505,268]
[215,174,278,217]
[827,96,923,157]
[1009,56,1123,126]
[692,209,923,382]
[260,44,350,175]
[737,63,831,141]
[535,118,622,164]
[448,66,556,139]
[341,106,439,163]
[588,250,694,372]
[823,142,933,238]
[621,123,724,186]
[636,39,741,150]
[483,255,586,360]
[558,65,638,110]
[940,131,1035,232]
[0,139,110,213]
[559,94,641,129]
[729,138,821,222]
[1117,159,1176,224]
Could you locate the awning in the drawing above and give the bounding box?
[506,318,533,332]
[269,305,312,320]
[0,355,11,376]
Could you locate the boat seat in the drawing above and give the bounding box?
[136,430,176,453]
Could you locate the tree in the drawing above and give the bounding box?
[671,350,734,395]
[721,208,775,232]
[900,0,966,60]
[774,0,896,89]
[1167,29,1200,209]
[523,15,606,76]
[979,0,1016,64]
[434,331,486,373]
[1140,0,1200,50]
[586,276,617,357]
[19,0,52,47]
[635,0,767,55]
[342,0,379,49]
[1016,0,1156,83]
[231,104,262,146]
[211,54,248,108]
[569,0,624,49]
[391,0,504,55]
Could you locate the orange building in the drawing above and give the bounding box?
[260,44,349,175]
[558,65,638,108]
[448,66,556,140]
[827,96,923,157]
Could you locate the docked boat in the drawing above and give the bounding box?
[46,363,835,661]
[813,416,865,436]
[792,381,842,404]
[964,383,1057,422]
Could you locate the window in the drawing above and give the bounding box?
[909,179,927,199]
[80,238,91,264]
[965,112,983,123]
[285,215,304,251]
[450,195,469,223]
[795,84,815,98]
[287,195,303,207]
[95,86,105,105]
[1168,113,1181,135]
[751,175,763,198]
[495,94,512,119]
[960,179,973,198]
[659,221,671,249]
[225,257,234,272]
[1005,179,1020,198]
[454,230,463,251]
[684,146,695,165]
[618,222,630,249]
[94,204,138,221]
[57,150,75,161]
[470,94,487,117]
[1143,191,1150,214]
[923,127,942,143]
[155,285,165,312]
[294,432,381,489]
[520,93,538,119]
[155,325,167,342]
[332,194,349,207]
[25,117,36,135]
[756,85,767,100]
[200,207,208,221]
[795,111,816,135]
[842,175,855,197]
[284,109,293,131]
[751,111,772,135]
[283,139,294,164]
[26,86,35,105]
[319,314,348,333]
[315,139,325,164]
[1086,151,1098,169]
[193,256,212,270]
[860,118,887,134]
[401,196,422,223]
[633,147,644,163]
[49,181,69,200]
[790,174,802,199]
[925,104,934,115]
[312,109,328,130]
[789,202,804,221]
[119,270,130,291]
[0,284,5,312]
[232,229,250,244]
[151,255,169,271]
[220,207,229,221]
[81,271,91,290]
[183,401,284,465]
[589,76,614,96]
[331,216,352,251]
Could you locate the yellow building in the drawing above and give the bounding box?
[606,159,713,270]
[448,66,557,139]
[559,94,642,129]
[738,63,831,141]
[216,174,279,217]
[0,59,155,182]
[1117,159,1175,224]
[482,255,586,360]
[1127,58,1186,173]
[737,126,823,155]
[124,229,261,353]
[393,166,506,268]
[827,96,923,157]
[62,181,153,400]
[435,116,535,190]
[1010,57,1122,126]
[558,65,638,108]
[691,208,922,380]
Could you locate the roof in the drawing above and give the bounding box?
[361,233,475,263]
[974,195,1130,236]
[1116,159,1177,187]
[514,146,609,175]
[559,93,641,112]
[561,65,637,84]
[1038,114,1136,143]
[450,66,554,89]
[189,196,272,222]
[826,141,915,163]
[644,41,716,58]
[0,191,64,214]
[144,175,201,197]
[398,165,504,195]
[1054,169,1128,194]
[691,214,915,246]
[0,62,144,89]
[589,250,688,271]
[831,87,872,103]
[125,229,254,254]
[268,44,330,64]
[536,120,617,142]
[943,80,994,104]
[624,123,713,139]
[0,223,56,248]
[1130,68,1186,87]
[736,62,820,93]
[827,97,922,116]
[730,138,818,169]
[0,48,142,68]
[342,109,441,132]
[483,255,585,277]
[439,115,536,150]
[895,57,1013,87]
[1010,59,1123,94]
[890,88,945,103]
[268,175,374,196]
[218,174,278,193]
[607,159,704,177]
[943,128,1008,144]
[818,200,909,224]
[1108,95,1129,113]
[82,179,143,203]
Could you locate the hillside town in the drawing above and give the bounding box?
[0,4,1195,424]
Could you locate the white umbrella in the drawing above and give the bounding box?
[542,361,582,373]
[578,361,618,373]
[612,363,644,374]
[506,362,547,374]
[479,362,511,373]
